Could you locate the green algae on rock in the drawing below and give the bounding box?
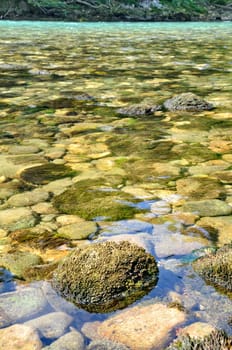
[53,178,142,221]
[10,228,71,251]
[52,241,159,313]
[192,243,232,295]
[166,329,232,350]
[19,163,77,186]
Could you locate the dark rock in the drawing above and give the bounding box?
[117,104,162,116]
[19,163,77,186]
[52,241,158,313]
[163,93,214,112]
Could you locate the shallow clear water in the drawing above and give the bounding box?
[0,20,232,348]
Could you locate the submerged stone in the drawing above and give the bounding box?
[10,227,71,251]
[176,176,225,200]
[6,189,49,207]
[181,199,232,217]
[0,324,42,350]
[163,93,214,112]
[53,178,141,221]
[0,207,38,231]
[196,216,232,245]
[0,251,43,279]
[57,221,98,240]
[43,330,84,350]
[52,241,159,313]
[117,104,162,116]
[25,312,73,339]
[97,303,186,350]
[87,340,129,350]
[0,287,47,322]
[19,163,77,185]
[193,243,232,295]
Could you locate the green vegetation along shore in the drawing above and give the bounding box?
[0,0,232,21]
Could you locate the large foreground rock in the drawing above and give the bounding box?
[0,324,42,350]
[53,241,158,313]
[96,303,186,350]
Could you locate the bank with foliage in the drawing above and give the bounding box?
[0,0,232,21]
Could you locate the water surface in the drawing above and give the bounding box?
[0,20,232,348]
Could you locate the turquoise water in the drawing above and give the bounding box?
[0,20,232,348]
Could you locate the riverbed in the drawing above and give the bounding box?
[0,21,232,349]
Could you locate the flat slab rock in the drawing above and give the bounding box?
[96,303,186,350]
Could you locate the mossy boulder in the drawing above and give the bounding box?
[53,178,142,221]
[166,329,232,350]
[19,163,77,186]
[192,243,232,295]
[163,93,214,112]
[52,241,159,313]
